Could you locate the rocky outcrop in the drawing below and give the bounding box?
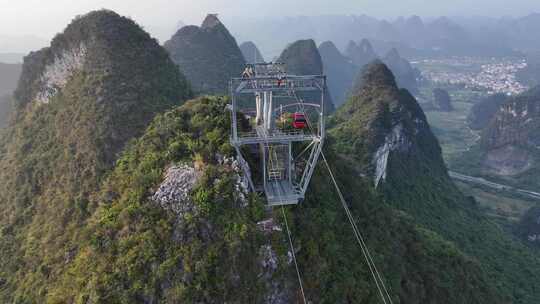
[480,87,540,176]
[240,41,265,63]
[331,61,442,186]
[258,244,294,304]
[373,123,412,186]
[153,164,201,215]
[35,42,87,104]
[164,14,245,95]
[482,89,540,150]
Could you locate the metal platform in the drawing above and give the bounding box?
[232,76,324,94]
[265,180,303,206]
[232,126,320,145]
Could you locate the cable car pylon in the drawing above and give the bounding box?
[230,62,326,206]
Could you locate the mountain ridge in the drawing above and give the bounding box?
[164,14,245,95]
[0,10,192,301]
[330,62,540,303]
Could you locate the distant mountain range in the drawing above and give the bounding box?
[0,35,48,55]
[224,13,540,60]
[0,53,25,64]
[320,39,420,107]
[0,62,22,126]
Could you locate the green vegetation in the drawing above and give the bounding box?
[46,97,269,303]
[0,81,508,302]
[47,97,505,303]
[292,156,502,303]
[2,9,540,303]
[329,62,540,303]
[0,10,191,302]
[515,206,540,249]
[423,99,481,164]
[454,181,537,222]
[453,144,540,191]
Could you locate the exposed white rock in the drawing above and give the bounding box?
[152,164,200,215]
[257,218,282,234]
[528,234,540,242]
[373,123,411,187]
[260,245,279,271]
[218,154,250,206]
[413,117,424,134]
[259,244,293,304]
[36,43,87,104]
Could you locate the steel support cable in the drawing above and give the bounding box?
[292,84,393,303]
[281,204,307,304]
[320,151,393,304]
[265,127,307,304]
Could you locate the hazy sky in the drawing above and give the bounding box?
[0,0,539,45]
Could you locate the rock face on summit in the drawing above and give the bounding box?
[482,87,540,150]
[240,41,264,63]
[0,10,192,301]
[331,61,443,186]
[480,86,540,175]
[164,14,245,95]
[278,39,335,112]
[319,41,356,107]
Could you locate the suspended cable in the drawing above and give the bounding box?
[292,85,393,303]
[320,151,393,304]
[281,205,307,304]
[265,124,307,304]
[251,72,393,303]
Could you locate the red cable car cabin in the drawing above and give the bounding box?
[292,112,307,129]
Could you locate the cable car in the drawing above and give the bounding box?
[292,112,307,129]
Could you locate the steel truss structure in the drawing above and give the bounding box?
[230,63,326,206]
